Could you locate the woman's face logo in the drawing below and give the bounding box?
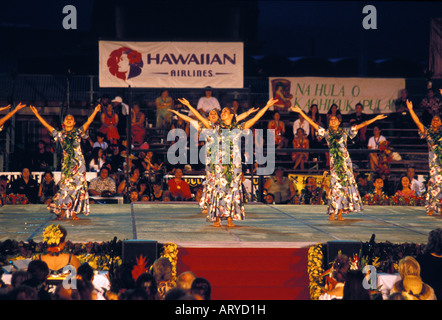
[107,47,143,81]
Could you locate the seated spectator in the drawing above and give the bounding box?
[406,167,425,197]
[10,168,39,204]
[291,128,309,170]
[176,271,196,295]
[368,126,387,171]
[129,187,139,203]
[151,182,165,201]
[135,272,157,300]
[420,88,441,126]
[349,103,369,148]
[196,87,221,117]
[32,140,53,171]
[117,167,141,198]
[394,175,416,198]
[99,103,120,144]
[319,254,350,300]
[190,277,212,300]
[299,176,327,205]
[141,151,163,172]
[137,178,151,200]
[293,114,310,138]
[131,103,146,146]
[416,228,442,300]
[363,176,389,205]
[167,168,191,201]
[390,256,436,300]
[22,260,51,300]
[326,104,342,128]
[263,167,296,204]
[342,270,371,300]
[38,170,58,205]
[89,167,116,198]
[89,147,105,172]
[151,257,175,300]
[356,173,371,197]
[268,111,287,148]
[92,132,109,151]
[155,89,174,128]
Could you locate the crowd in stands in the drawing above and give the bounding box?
[1,87,441,206]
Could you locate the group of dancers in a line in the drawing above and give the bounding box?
[1,93,441,224]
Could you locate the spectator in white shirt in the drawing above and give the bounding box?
[92,132,109,151]
[293,115,310,138]
[368,126,387,171]
[407,167,425,196]
[197,88,221,116]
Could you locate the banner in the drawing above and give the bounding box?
[99,41,244,88]
[269,77,405,114]
[429,18,442,79]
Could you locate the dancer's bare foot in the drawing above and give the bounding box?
[213,218,220,227]
[337,210,344,221]
[329,214,335,221]
[202,209,208,214]
[72,213,79,220]
[56,211,66,220]
[227,217,235,227]
[427,210,433,216]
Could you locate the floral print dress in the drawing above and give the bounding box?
[317,125,363,215]
[48,128,90,217]
[200,122,246,222]
[420,126,442,214]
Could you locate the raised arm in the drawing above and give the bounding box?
[178,98,211,129]
[236,107,258,122]
[82,104,102,132]
[0,103,26,127]
[169,109,200,130]
[354,114,388,131]
[243,98,278,129]
[30,105,55,133]
[290,105,319,131]
[406,99,425,134]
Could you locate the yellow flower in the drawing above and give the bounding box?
[42,225,63,246]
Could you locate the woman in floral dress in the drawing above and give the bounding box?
[30,105,101,220]
[406,99,442,215]
[169,102,258,219]
[291,105,387,221]
[172,98,277,227]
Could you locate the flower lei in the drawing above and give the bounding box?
[61,129,77,178]
[328,128,348,186]
[427,127,442,167]
[42,224,64,247]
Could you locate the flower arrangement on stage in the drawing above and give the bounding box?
[390,195,424,206]
[159,242,179,286]
[363,193,390,206]
[307,243,326,300]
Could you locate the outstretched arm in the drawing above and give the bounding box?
[236,107,258,122]
[406,99,425,134]
[290,105,319,131]
[354,114,388,131]
[243,98,278,129]
[178,98,211,129]
[169,109,200,130]
[30,105,55,133]
[0,103,26,127]
[82,104,102,132]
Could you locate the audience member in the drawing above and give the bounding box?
[155,90,174,128]
[89,167,117,199]
[167,168,191,201]
[363,176,390,205]
[92,132,109,151]
[356,173,371,197]
[32,140,53,171]
[367,126,387,171]
[416,228,442,300]
[299,176,327,205]
[89,147,105,172]
[393,89,412,129]
[99,103,120,144]
[10,168,39,204]
[326,104,342,128]
[190,277,212,300]
[117,167,142,198]
[135,272,157,300]
[390,256,436,300]
[293,113,310,138]
[406,167,425,197]
[38,170,58,205]
[263,167,296,204]
[268,111,287,148]
[131,103,146,146]
[196,87,221,116]
[319,254,350,300]
[112,96,129,137]
[349,103,369,148]
[291,128,309,170]
[22,260,51,300]
[176,271,196,295]
[151,257,175,300]
[394,175,416,199]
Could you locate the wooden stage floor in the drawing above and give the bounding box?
[1,202,440,247]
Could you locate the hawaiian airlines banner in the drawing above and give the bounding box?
[269,77,405,114]
[99,41,244,88]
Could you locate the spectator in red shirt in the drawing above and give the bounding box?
[168,168,191,201]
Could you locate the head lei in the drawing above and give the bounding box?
[42,224,66,247]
